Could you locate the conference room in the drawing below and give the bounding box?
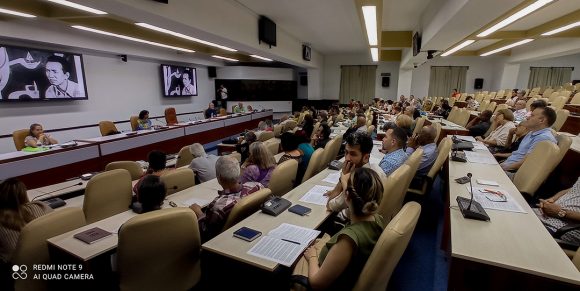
[1,0,580,290]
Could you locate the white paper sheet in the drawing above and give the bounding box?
[452,135,476,142]
[299,185,334,206]
[181,198,210,207]
[464,151,497,165]
[268,223,320,244]
[466,186,527,213]
[322,172,341,184]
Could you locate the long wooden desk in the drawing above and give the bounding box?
[447,142,580,289]
[202,167,337,271]
[2,111,272,188]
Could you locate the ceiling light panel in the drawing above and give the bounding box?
[477,0,553,37]
[441,40,475,57]
[47,0,107,15]
[480,39,534,56]
[362,6,378,46]
[212,55,239,62]
[541,21,580,36]
[136,23,237,52]
[0,8,36,18]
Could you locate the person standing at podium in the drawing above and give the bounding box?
[24,123,58,148]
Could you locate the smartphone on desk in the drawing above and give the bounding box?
[233,227,262,242]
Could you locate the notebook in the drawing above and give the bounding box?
[74,227,113,244]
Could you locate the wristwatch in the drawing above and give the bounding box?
[557,209,567,218]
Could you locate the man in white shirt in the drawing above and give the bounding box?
[188,143,219,183]
[476,109,515,148]
[513,100,528,123]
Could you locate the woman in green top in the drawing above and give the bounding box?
[300,167,384,290]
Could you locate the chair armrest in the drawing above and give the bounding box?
[554,223,580,238]
[290,275,312,291]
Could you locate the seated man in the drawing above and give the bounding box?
[534,178,580,245]
[493,124,529,162]
[379,126,408,176]
[406,125,438,176]
[512,100,528,123]
[188,143,219,183]
[500,107,557,175]
[131,175,167,214]
[189,156,263,242]
[204,102,217,118]
[466,110,492,137]
[465,95,479,110]
[341,115,367,140]
[476,109,515,151]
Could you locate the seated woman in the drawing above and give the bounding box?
[311,124,331,150]
[241,142,276,187]
[236,131,257,164]
[264,119,274,131]
[466,110,492,137]
[493,124,529,161]
[278,132,303,165]
[136,110,152,130]
[292,168,384,290]
[475,109,515,152]
[24,123,58,148]
[534,178,580,245]
[301,114,315,138]
[433,100,451,119]
[0,178,53,263]
[131,175,167,214]
[133,150,170,196]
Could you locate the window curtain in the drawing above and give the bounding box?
[428,66,468,97]
[339,65,377,104]
[528,67,573,88]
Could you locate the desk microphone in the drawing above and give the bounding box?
[456,173,490,221]
[155,118,167,126]
[32,182,83,201]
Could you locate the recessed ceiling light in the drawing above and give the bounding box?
[0,8,36,18]
[370,48,378,62]
[441,40,475,57]
[362,6,378,46]
[46,0,107,15]
[136,23,237,52]
[212,55,239,62]
[480,39,534,56]
[72,25,194,53]
[477,0,553,37]
[541,21,580,36]
[250,55,273,61]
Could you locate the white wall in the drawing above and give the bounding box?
[514,53,580,89]
[410,56,507,98]
[323,54,400,101]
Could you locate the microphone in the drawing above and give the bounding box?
[456,172,490,221]
[32,182,83,201]
[155,118,167,126]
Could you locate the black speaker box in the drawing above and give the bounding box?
[382,77,390,87]
[474,78,484,90]
[208,67,217,78]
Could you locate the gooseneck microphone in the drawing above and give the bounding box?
[456,172,490,221]
[467,173,474,210]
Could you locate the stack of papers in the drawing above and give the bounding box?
[299,185,333,206]
[322,172,340,184]
[248,223,320,266]
[464,151,497,165]
[467,186,526,213]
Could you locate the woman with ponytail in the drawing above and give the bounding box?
[293,167,384,290]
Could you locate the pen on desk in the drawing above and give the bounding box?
[281,238,300,245]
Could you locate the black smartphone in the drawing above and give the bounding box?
[233,227,262,242]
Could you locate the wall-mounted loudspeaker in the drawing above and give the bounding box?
[208,67,217,78]
[474,78,484,90]
[382,77,390,87]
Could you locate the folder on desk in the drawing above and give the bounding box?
[74,227,113,244]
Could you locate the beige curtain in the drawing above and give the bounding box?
[428,66,468,97]
[528,67,573,88]
[339,65,377,104]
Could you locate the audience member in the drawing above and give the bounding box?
[476,109,515,149]
[451,89,460,98]
[311,124,331,149]
[189,156,264,241]
[204,102,217,118]
[466,110,493,137]
[136,110,152,130]
[241,142,275,187]
[188,143,219,183]
[278,132,303,164]
[434,100,452,118]
[465,95,479,110]
[406,125,438,176]
[133,150,171,196]
[493,124,530,161]
[236,131,257,164]
[131,175,166,213]
[24,123,58,148]
[379,126,408,176]
[513,100,528,123]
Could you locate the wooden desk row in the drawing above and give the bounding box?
[0,111,272,188]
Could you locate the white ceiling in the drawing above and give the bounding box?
[235,0,367,54]
[502,0,580,31]
[468,39,501,50]
[382,0,431,31]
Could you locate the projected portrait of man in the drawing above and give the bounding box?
[44,55,81,98]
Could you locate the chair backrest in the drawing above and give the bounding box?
[493,103,508,114]
[447,107,459,123]
[428,137,452,180]
[269,159,298,197]
[321,135,343,167]
[352,202,421,291]
[543,88,554,98]
[412,117,426,136]
[554,134,572,168]
[227,152,242,163]
[273,124,283,137]
[403,148,424,191]
[219,108,227,116]
[570,93,580,105]
[367,125,375,135]
[265,140,280,155]
[552,109,569,132]
[513,141,560,197]
[222,188,272,231]
[378,164,411,223]
[105,161,144,180]
[12,129,29,151]
[432,122,442,144]
[12,208,86,291]
[548,92,559,102]
[160,168,195,196]
[130,116,139,131]
[175,146,194,168]
[284,120,297,132]
[83,169,133,224]
[487,102,497,113]
[117,208,201,291]
[164,107,178,125]
[455,109,471,127]
[259,131,275,142]
[551,96,567,110]
[302,148,324,183]
[99,121,118,136]
[478,100,490,112]
[525,97,537,111]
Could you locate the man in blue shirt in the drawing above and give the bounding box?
[379,126,408,176]
[501,107,557,173]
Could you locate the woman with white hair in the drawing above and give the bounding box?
[188,143,219,183]
[241,142,276,187]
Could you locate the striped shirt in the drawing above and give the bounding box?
[534,178,580,244]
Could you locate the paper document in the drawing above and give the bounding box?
[466,186,527,213]
[464,151,497,165]
[472,142,488,151]
[477,179,499,186]
[452,135,476,142]
[322,172,341,184]
[299,185,334,206]
[181,198,211,207]
[247,223,320,267]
